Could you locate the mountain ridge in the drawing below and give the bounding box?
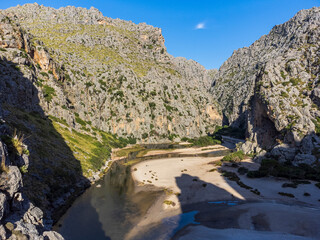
[211,6,320,164]
[0,3,319,239]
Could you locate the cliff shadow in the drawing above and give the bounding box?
[0,56,91,224]
[157,173,243,239]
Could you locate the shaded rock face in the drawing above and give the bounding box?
[1,3,221,142]
[211,7,320,163]
[0,140,63,240]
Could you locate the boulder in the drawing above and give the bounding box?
[0,193,7,221]
[43,231,64,240]
[293,154,316,166]
[270,144,297,162]
[0,166,23,197]
[23,204,43,226]
[0,225,6,239]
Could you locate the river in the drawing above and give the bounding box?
[55,146,320,240]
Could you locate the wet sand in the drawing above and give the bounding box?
[128,145,320,239]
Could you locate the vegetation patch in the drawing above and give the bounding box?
[282,183,297,188]
[114,145,144,158]
[278,192,294,198]
[312,117,320,136]
[222,151,244,162]
[181,136,221,147]
[250,189,260,195]
[42,85,56,102]
[238,167,248,175]
[247,158,320,181]
[221,170,253,190]
[163,200,176,206]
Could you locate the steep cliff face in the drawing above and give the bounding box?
[0,10,147,231]
[0,4,221,236]
[211,7,320,163]
[0,139,63,239]
[2,3,221,142]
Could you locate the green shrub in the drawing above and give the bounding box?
[222,151,244,162]
[280,91,289,98]
[168,134,178,141]
[85,82,93,88]
[238,167,248,175]
[75,116,86,126]
[247,159,320,181]
[42,85,56,102]
[163,200,175,206]
[247,170,267,178]
[19,165,28,174]
[40,72,49,78]
[312,117,320,136]
[22,149,30,156]
[282,183,297,188]
[149,102,156,110]
[289,78,301,86]
[278,192,294,198]
[189,136,221,147]
[164,104,175,112]
[181,137,191,142]
[280,70,286,80]
[251,189,260,195]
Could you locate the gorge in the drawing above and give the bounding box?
[0,3,319,240]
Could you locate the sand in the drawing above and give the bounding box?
[127,145,320,239]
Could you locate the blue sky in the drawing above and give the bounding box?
[1,0,319,69]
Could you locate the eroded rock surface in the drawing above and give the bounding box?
[0,140,63,240]
[211,7,320,163]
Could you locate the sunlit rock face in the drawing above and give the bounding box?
[1,3,221,142]
[211,7,320,163]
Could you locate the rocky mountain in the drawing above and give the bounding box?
[1,2,319,239]
[3,3,221,142]
[211,7,320,164]
[0,3,221,239]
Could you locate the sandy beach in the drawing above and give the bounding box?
[127,145,320,239]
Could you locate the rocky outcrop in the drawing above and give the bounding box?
[0,139,63,240]
[211,7,320,164]
[0,4,221,239]
[1,3,221,142]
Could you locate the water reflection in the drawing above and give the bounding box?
[57,147,232,240]
[57,160,161,240]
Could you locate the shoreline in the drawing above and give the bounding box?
[127,145,320,239]
[53,144,230,231]
[54,143,320,239]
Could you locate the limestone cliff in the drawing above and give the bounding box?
[0,4,221,238]
[0,138,63,239]
[2,3,221,142]
[211,7,320,164]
